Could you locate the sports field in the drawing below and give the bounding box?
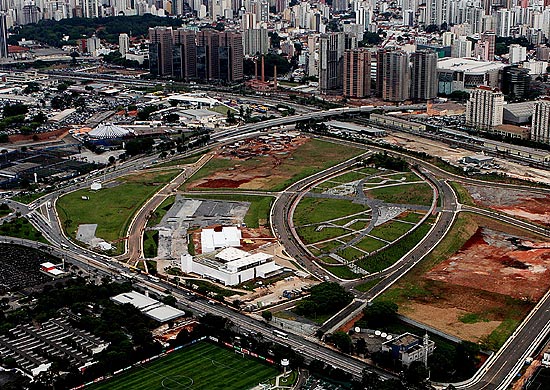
[90,342,279,390]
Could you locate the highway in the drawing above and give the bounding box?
[7,104,550,389]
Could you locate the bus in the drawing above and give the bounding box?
[273,330,288,339]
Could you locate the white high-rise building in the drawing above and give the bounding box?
[451,36,472,57]
[466,86,504,130]
[119,33,130,56]
[509,44,527,64]
[531,99,550,144]
[496,9,514,37]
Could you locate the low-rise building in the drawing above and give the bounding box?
[381,332,435,367]
[180,247,283,286]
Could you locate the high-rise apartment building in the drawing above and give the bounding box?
[343,49,371,98]
[410,49,438,101]
[478,31,496,61]
[119,33,130,56]
[149,28,243,82]
[319,32,357,93]
[531,99,550,144]
[466,86,504,130]
[377,49,410,102]
[0,13,8,59]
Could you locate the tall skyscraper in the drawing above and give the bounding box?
[119,33,130,56]
[466,86,504,130]
[0,13,8,59]
[531,99,550,144]
[377,49,410,102]
[479,31,496,61]
[343,49,371,98]
[410,49,438,101]
[173,29,197,81]
[149,26,174,77]
[319,32,356,93]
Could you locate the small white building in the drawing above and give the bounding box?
[180,247,283,286]
[201,226,242,253]
[111,291,185,322]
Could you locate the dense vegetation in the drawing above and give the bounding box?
[365,152,410,172]
[9,15,184,47]
[295,282,353,318]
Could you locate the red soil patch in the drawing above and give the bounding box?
[199,178,249,188]
[466,185,550,226]
[425,228,550,301]
[8,128,69,143]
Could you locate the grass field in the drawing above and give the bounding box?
[293,198,368,226]
[369,220,413,242]
[366,183,434,206]
[90,342,278,390]
[297,226,349,244]
[57,170,179,254]
[156,152,205,168]
[184,194,274,228]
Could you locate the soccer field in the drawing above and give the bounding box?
[90,342,279,390]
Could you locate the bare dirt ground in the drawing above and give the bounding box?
[385,133,550,185]
[401,304,501,343]
[466,185,550,227]
[187,136,309,190]
[8,128,69,143]
[425,228,550,301]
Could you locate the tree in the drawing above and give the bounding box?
[331,331,353,353]
[362,300,398,328]
[355,337,367,355]
[405,361,429,386]
[108,156,116,165]
[226,109,237,124]
[295,282,353,318]
[261,310,273,322]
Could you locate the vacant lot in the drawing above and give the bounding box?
[379,213,546,349]
[465,184,550,226]
[90,342,278,390]
[185,138,363,191]
[184,194,274,228]
[57,170,179,250]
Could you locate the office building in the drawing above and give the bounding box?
[149,26,174,77]
[343,48,371,98]
[466,86,504,130]
[501,66,531,99]
[377,49,410,102]
[410,49,438,101]
[531,99,550,144]
[173,29,198,81]
[319,32,347,93]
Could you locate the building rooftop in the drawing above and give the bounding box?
[111,291,185,323]
[437,58,506,73]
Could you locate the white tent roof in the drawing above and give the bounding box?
[88,123,133,139]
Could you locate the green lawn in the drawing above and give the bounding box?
[297,226,349,244]
[320,264,361,280]
[11,191,46,204]
[357,222,432,273]
[369,220,413,242]
[354,237,386,253]
[336,246,365,261]
[147,196,176,228]
[367,183,434,206]
[355,278,382,292]
[156,152,205,168]
[330,171,368,183]
[294,198,368,226]
[397,212,425,223]
[208,105,237,115]
[90,342,278,390]
[57,170,179,254]
[184,194,273,228]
